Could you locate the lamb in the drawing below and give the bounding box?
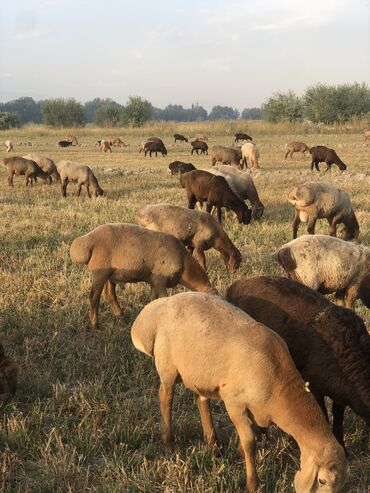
[65,135,79,145]
[194,133,208,142]
[206,164,265,219]
[168,161,196,175]
[234,132,252,142]
[135,204,242,272]
[57,160,104,198]
[276,235,370,309]
[100,140,112,153]
[287,182,359,240]
[180,169,251,225]
[226,276,370,450]
[144,140,167,157]
[209,145,242,169]
[131,292,347,493]
[241,141,260,169]
[23,154,61,183]
[174,133,188,143]
[58,140,73,148]
[0,342,18,403]
[3,156,51,186]
[4,140,13,152]
[309,146,347,172]
[70,223,218,329]
[284,141,309,159]
[191,140,208,155]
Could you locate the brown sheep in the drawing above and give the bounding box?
[100,140,112,153]
[58,140,73,148]
[194,133,208,142]
[135,204,242,272]
[191,140,208,155]
[23,154,60,183]
[3,156,51,186]
[309,146,347,172]
[66,135,79,145]
[168,161,196,175]
[234,132,252,142]
[131,292,347,493]
[57,160,104,198]
[209,146,242,169]
[226,276,370,451]
[180,170,251,225]
[174,133,188,143]
[70,223,218,329]
[284,141,309,159]
[144,140,167,157]
[359,273,370,308]
[0,342,18,403]
[287,182,359,240]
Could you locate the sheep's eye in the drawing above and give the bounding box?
[318,478,327,486]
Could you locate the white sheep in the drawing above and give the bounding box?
[4,140,13,152]
[241,141,260,169]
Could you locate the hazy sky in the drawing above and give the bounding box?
[0,0,369,110]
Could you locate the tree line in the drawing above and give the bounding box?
[0,82,369,129]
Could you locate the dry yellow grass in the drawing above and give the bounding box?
[0,123,369,492]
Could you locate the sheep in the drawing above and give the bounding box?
[284,141,309,159]
[226,275,370,451]
[194,133,208,142]
[180,169,251,225]
[23,154,61,183]
[359,273,370,308]
[209,145,242,169]
[57,160,104,198]
[100,140,112,153]
[3,156,51,187]
[287,182,359,240]
[4,140,13,152]
[174,133,188,143]
[58,140,73,148]
[364,130,370,144]
[131,292,348,493]
[241,141,260,169]
[191,140,208,155]
[206,164,264,219]
[234,132,252,142]
[276,235,370,309]
[110,137,128,147]
[65,135,79,145]
[0,342,18,403]
[135,204,242,272]
[309,146,347,172]
[70,223,218,329]
[144,140,167,157]
[168,161,196,175]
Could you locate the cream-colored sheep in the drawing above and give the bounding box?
[241,141,260,169]
[287,181,359,240]
[23,154,60,183]
[135,203,242,271]
[4,140,13,152]
[277,234,370,309]
[100,140,112,153]
[131,292,347,493]
[57,160,104,198]
[70,224,218,329]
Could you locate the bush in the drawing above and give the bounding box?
[121,96,152,127]
[42,99,84,127]
[94,104,123,127]
[262,91,304,123]
[0,112,21,130]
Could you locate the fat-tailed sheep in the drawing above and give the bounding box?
[285,141,309,159]
[144,140,167,157]
[4,140,13,152]
[23,154,60,183]
[174,133,188,143]
[309,146,347,172]
[57,160,104,198]
[241,141,260,169]
[209,146,242,169]
[3,156,51,186]
[58,140,73,148]
[191,140,208,155]
[235,132,252,142]
[168,161,196,175]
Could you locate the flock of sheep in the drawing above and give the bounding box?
[1,130,369,493]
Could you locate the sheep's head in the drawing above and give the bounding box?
[95,186,104,197]
[238,206,251,225]
[342,213,359,241]
[337,161,347,171]
[252,202,264,220]
[226,249,242,272]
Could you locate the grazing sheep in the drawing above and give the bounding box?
[180,169,251,225]
[241,141,260,169]
[207,164,264,219]
[100,140,112,153]
[234,132,252,142]
[144,140,167,157]
[284,141,309,159]
[309,146,347,172]
[364,130,370,144]
[110,137,128,147]
[194,133,208,142]
[57,160,104,198]
[131,292,347,493]
[0,342,18,403]
[287,182,359,240]
[276,235,370,309]
[23,154,60,183]
[226,276,370,450]
[174,133,188,143]
[70,224,218,329]
[3,156,51,186]
[191,140,208,155]
[4,140,13,152]
[168,161,196,175]
[58,140,73,148]
[136,204,242,272]
[66,135,79,145]
[209,146,242,169]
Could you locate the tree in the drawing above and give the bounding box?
[208,105,239,120]
[241,107,263,120]
[262,91,304,122]
[41,98,84,127]
[0,112,21,130]
[84,98,120,123]
[0,97,42,124]
[94,103,123,127]
[121,96,152,127]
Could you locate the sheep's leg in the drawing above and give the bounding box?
[159,378,176,451]
[216,207,222,224]
[77,184,82,197]
[195,247,207,271]
[343,285,358,309]
[8,172,14,187]
[104,280,122,317]
[324,162,331,173]
[306,216,317,235]
[61,179,68,198]
[332,402,346,452]
[310,159,316,171]
[334,289,346,307]
[150,275,168,300]
[89,272,108,329]
[328,213,342,237]
[86,185,91,198]
[292,209,301,238]
[284,150,290,159]
[224,401,258,493]
[187,194,197,209]
[195,395,218,446]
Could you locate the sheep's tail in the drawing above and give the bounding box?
[70,236,92,264]
[276,246,298,275]
[131,305,158,357]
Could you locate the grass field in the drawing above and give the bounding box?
[0,123,369,492]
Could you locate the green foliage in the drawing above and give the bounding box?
[0,111,21,130]
[84,98,120,123]
[241,107,263,120]
[304,83,370,124]
[121,96,152,127]
[153,103,208,122]
[262,91,304,123]
[208,105,239,120]
[41,98,85,127]
[0,97,42,124]
[94,103,123,127]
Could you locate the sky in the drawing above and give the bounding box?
[0,0,369,111]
